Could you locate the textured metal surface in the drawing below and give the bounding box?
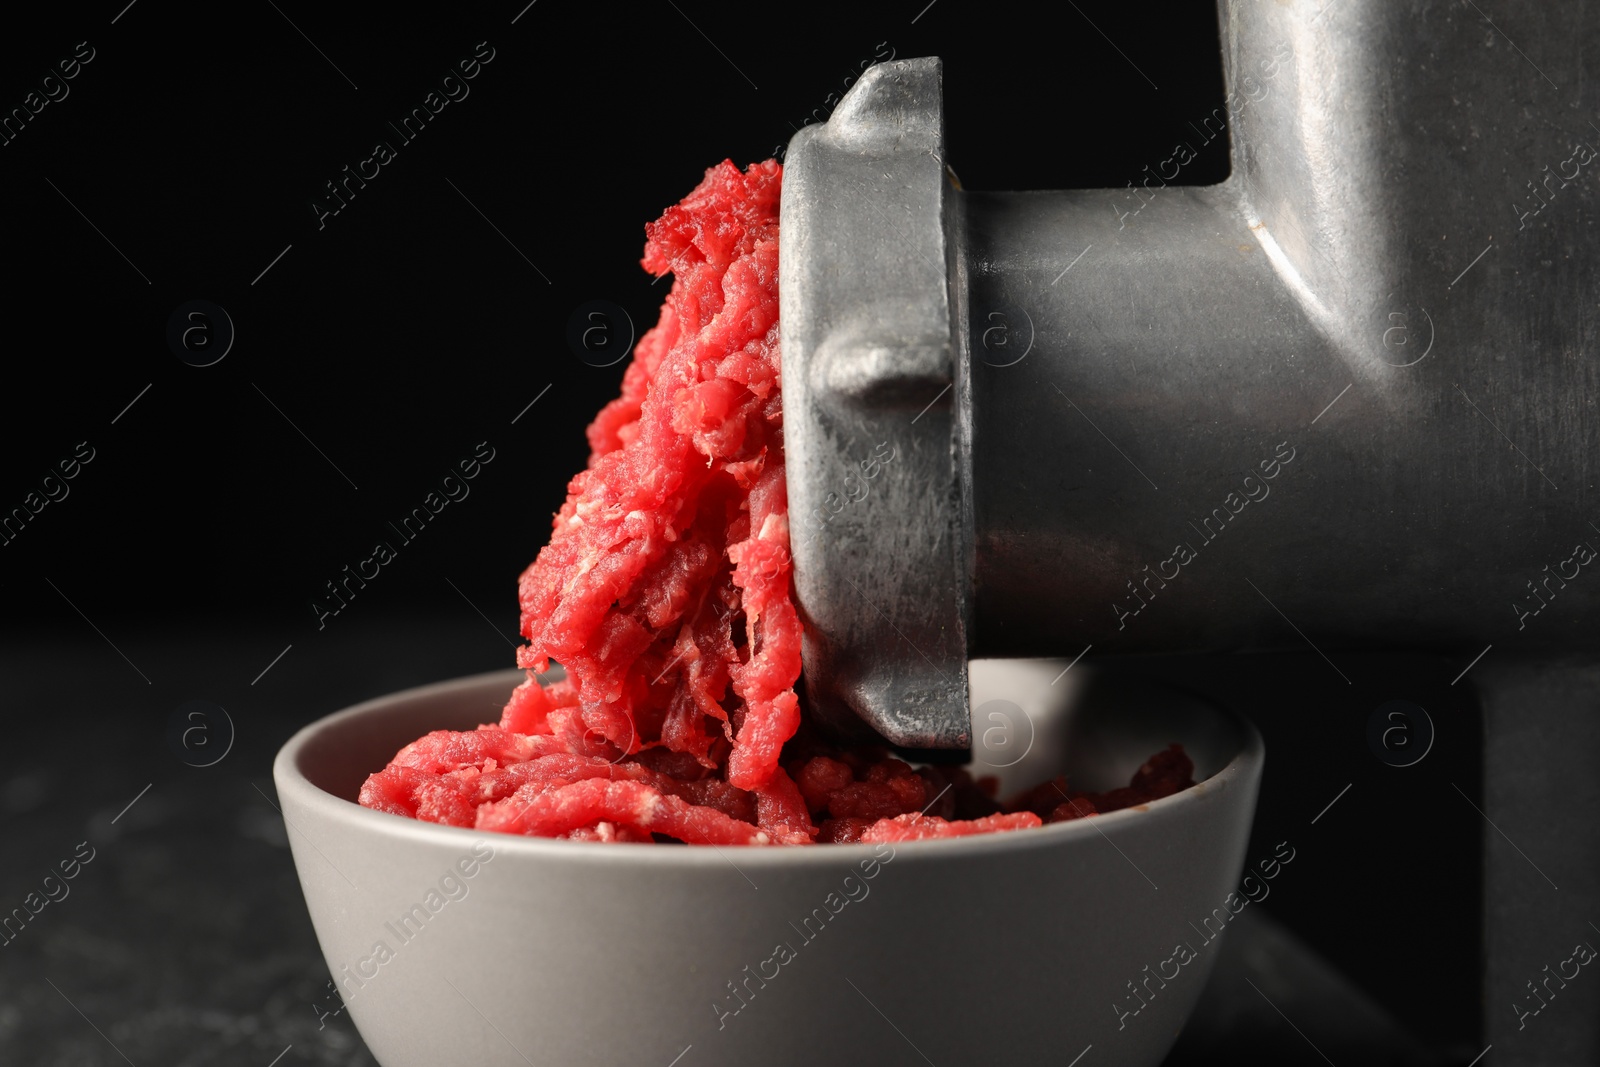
[969,0,1596,663]
[783,1,1600,743]
[780,58,970,748]
[781,8,1600,1059]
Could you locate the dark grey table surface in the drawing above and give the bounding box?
[0,620,1461,1066]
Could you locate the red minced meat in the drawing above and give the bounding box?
[358,160,1195,844]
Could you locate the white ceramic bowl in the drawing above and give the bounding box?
[274,662,1263,1067]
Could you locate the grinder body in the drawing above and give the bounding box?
[780,2,1600,1061]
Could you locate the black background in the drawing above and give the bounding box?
[0,0,1229,640]
[0,2,1486,1064]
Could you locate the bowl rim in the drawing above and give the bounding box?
[273,667,1264,867]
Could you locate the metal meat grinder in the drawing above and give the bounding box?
[780,3,1600,1062]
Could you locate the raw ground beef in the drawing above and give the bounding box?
[358,160,1195,844]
